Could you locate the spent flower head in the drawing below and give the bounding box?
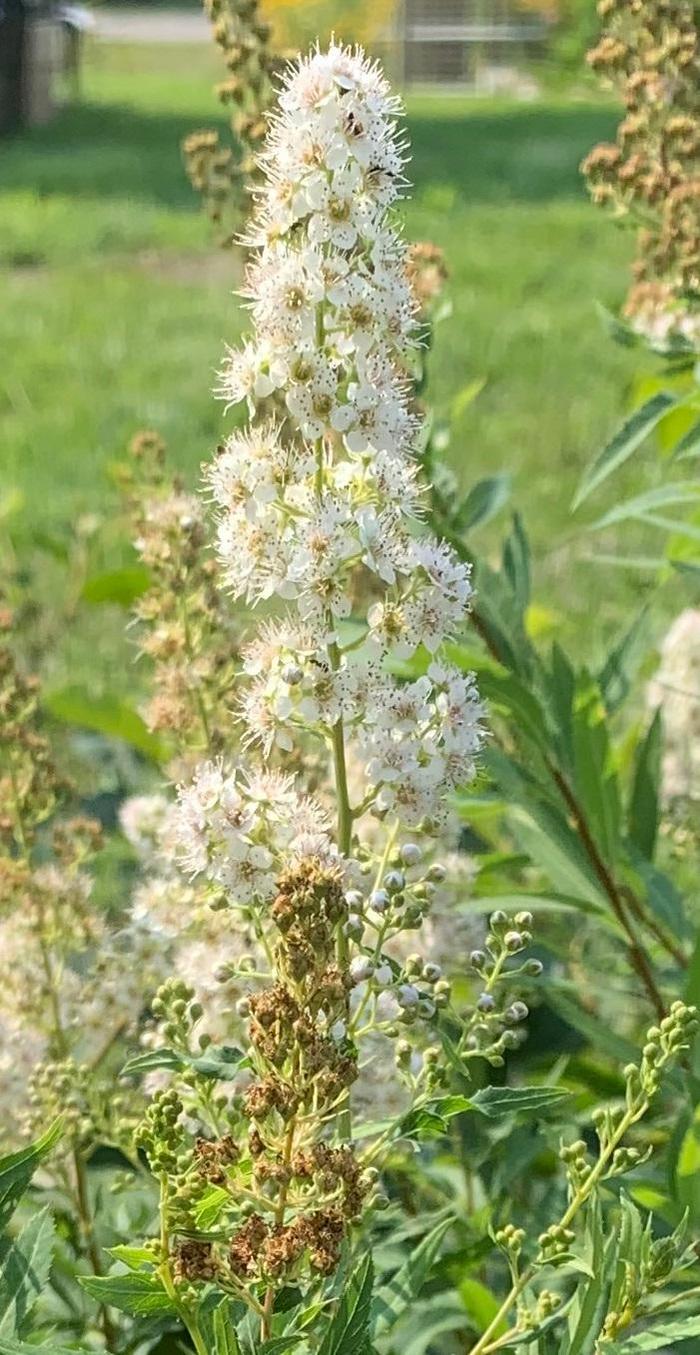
[582,0,700,347]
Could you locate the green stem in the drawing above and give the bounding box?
[468,1088,656,1355]
[158,1177,210,1355]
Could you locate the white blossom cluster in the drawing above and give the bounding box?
[647,608,700,802]
[178,42,484,887]
[172,761,339,903]
[120,793,266,1044]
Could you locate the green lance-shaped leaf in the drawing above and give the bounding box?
[604,1314,700,1351]
[468,1085,570,1118]
[44,686,166,761]
[317,1253,374,1355]
[80,565,151,607]
[79,1270,176,1317]
[121,1043,248,1081]
[0,1121,62,1232]
[372,1215,452,1336]
[590,482,700,531]
[628,709,662,860]
[671,415,700,461]
[0,1208,55,1338]
[452,473,512,533]
[0,1340,88,1355]
[572,391,680,510]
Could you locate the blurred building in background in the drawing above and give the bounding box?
[0,0,91,133]
[388,0,550,92]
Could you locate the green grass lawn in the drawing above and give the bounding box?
[0,41,674,697]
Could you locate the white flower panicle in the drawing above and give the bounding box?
[183,41,484,878]
[172,760,337,903]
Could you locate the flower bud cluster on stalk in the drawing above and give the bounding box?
[582,0,700,346]
[123,45,549,1340]
[119,431,240,775]
[478,1003,698,1355]
[182,0,275,243]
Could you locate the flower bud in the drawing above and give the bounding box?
[370,888,390,914]
[350,956,374,984]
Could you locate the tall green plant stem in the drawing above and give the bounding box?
[467,1085,660,1355]
[314,425,354,1141]
[158,1178,210,1355]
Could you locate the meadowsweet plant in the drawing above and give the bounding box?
[183,0,275,243]
[582,0,700,347]
[110,43,558,1349]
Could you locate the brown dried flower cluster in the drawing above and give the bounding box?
[407,241,449,313]
[0,633,64,850]
[138,856,368,1309]
[182,0,275,243]
[119,431,239,771]
[582,0,700,342]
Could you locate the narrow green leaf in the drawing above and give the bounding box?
[79,1271,176,1317]
[565,1207,619,1355]
[398,1295,467,1355]
[121,1047,184,1077]
[502,513,531,613]
[191,1045,248,1080]
[106,1245,157,1272]
[605,1314,700,1350]
[44,686,165,761]
[671,415,700,461]
[0,1208,55,1337]
[671,558,700,580]
[469,1085,569,1118]
[400,1096,473,1141]
[81,565,151,607]
[458,1278,504,1338]
[457,892,607,919]
[453,474,512,533]
[317,1253,373,1355]
[0,1340,84,1355]
[0,1121,62,1231]
[546,986,638,1064]
[372,1216,452,1336]
[573,391,679,510]
[591,482,700,531]
[598,606,650,713]
[628,710,662,860]
[450,377,487,422]
[571,673,621,866]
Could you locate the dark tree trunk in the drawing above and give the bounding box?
[0,0,27,135]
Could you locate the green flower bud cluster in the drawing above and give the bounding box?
[461,910,539,1066]
[26,1059,91,1145]
[152,977,202,1051]
[559,1138,591,1191]
[352,845,450,935]
[135,1088,185,1176]
[536,1222,576,1263]
[519,1289,562,1329]
[495,1223,526,1257]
